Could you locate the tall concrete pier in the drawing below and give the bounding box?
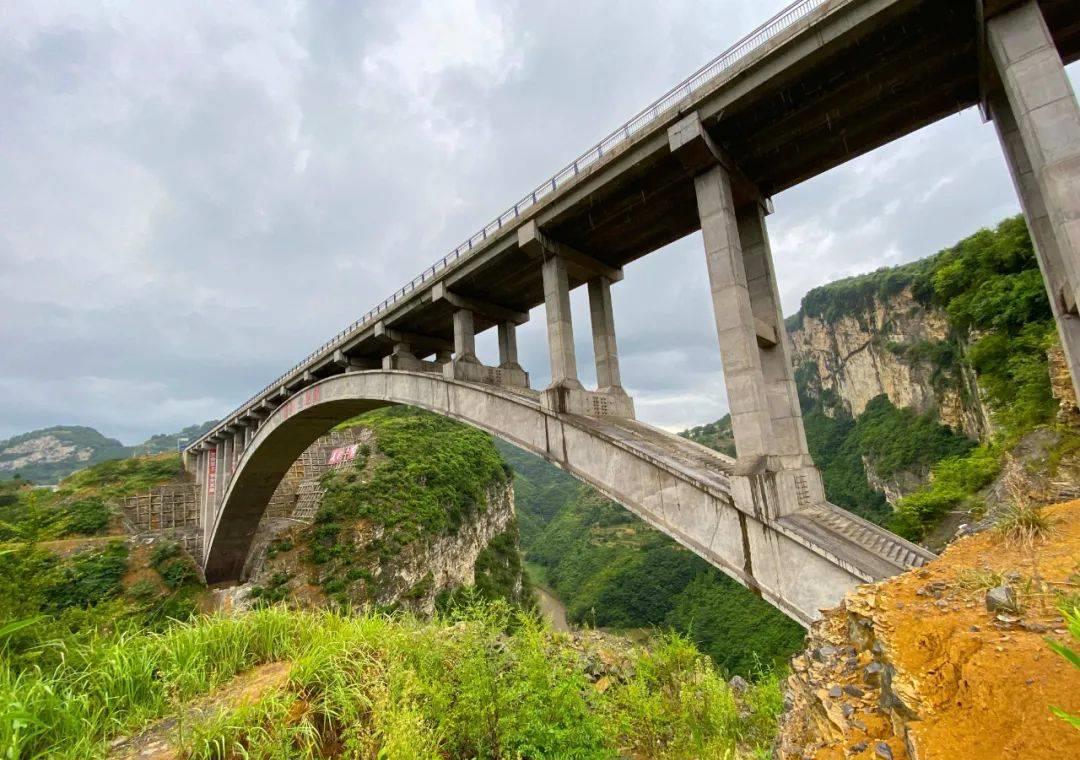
[184,0,1079,625]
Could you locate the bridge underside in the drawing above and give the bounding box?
[202,371,932,627]
[188,0,1079,626]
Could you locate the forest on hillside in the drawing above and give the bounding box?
[498,439,805,676]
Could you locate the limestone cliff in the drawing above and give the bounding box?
[246,481,521,614]
[789,286,991,441]
[232,409,529,614]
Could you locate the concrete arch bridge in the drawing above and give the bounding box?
[186,0,1080,625]
[202,370,931,626]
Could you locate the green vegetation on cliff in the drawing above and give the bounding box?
[801,396,975,525]
[786,216,1068,539]
[326,407,509,547]
[254,407,529,611]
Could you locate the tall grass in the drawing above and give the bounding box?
[0,607,308,758]
[1,603,783,759]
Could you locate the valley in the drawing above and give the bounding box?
[2,216,1079,757]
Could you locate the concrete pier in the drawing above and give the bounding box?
[382,342,420,371]
[988,0,1080,401]
[588,276,626,396]
[736,202,813,467]
[452,308,478,363]
[498,321,523,371]
[540,250,581,391]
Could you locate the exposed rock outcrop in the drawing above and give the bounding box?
[242,481,519,614]
[780,500,1080,760]
[1048,343,1080,427]
[789,287,991,441]
[363,481,518,612]
[861,457,925,506]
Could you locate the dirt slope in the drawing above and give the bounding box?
[781,500,1080,759]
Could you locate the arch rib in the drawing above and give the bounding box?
[204,370,932,626]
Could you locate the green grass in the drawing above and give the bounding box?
[0,603,784,759]
[1048,604,1080,731]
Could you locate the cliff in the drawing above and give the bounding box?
[237,407,529,614]
[789,285,990,441]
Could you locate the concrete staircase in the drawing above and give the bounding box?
[782,502,935,581]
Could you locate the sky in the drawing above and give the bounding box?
[2,1,1078,444]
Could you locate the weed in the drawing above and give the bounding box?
[1047,605,1080,731]
[957,567,1009,593]
[995,503,1055,547]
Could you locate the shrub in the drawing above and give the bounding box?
[891,446,1001,540]
[63,497,111,536]
[158,558,198,590]
[41,541,129,612]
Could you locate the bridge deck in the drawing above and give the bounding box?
[189,0,1079,441]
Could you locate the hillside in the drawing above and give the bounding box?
[0,425,785,759]
[786,216,1080,545]
[781,497,1080,759]
[241,407,530,613]
[0,421,218,484]
[0,453,210,643]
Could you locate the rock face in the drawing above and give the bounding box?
[365,481,518,613]
[789,287,991,441]
[1048,343,1080,427]
[862,456,927,506]
[0,427,127,483]
[245,480,521,614]
[779,499,1080,760]
[0,422,218,484]
[234,417,527,615]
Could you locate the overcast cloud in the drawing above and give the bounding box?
[1,1,1078,443]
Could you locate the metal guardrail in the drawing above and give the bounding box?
[192,0,828,449]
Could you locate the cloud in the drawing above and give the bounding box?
[0,0,1076,441]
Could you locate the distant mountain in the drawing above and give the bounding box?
[129,421,218,456]
[0,420,218,484]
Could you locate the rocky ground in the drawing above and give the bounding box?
[780,500,1080,759]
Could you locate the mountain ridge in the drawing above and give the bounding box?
[0,421,218,484]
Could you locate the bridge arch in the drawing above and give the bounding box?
[204,370,929,626]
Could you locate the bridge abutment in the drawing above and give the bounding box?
[988,0,1080,403]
